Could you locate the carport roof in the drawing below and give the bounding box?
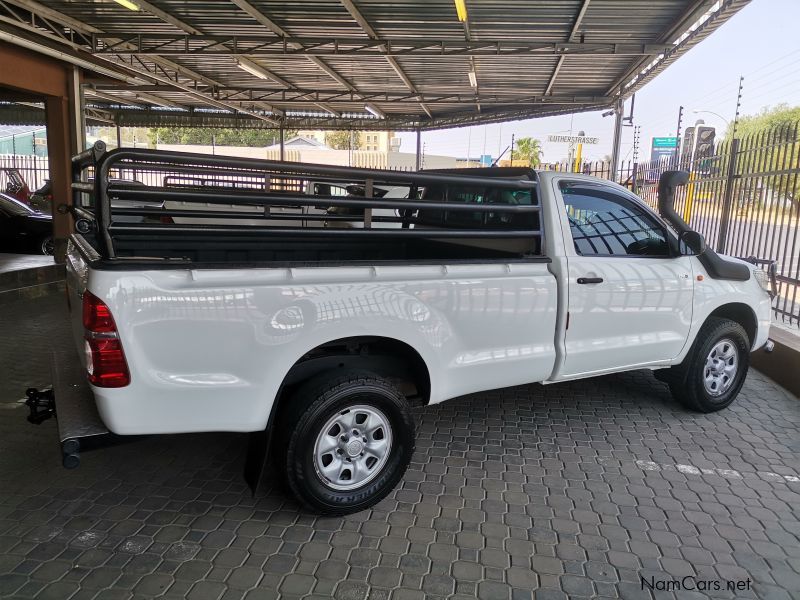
[0,0,750,130]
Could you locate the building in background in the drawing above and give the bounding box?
[300,130,400,153]
[157,132,457,170]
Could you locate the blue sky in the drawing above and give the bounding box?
[399,0,800,164]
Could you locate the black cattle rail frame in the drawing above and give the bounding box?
[70,141,543,262]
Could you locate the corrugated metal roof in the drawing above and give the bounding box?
[0,0,750,130]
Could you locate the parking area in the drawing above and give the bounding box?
[1,292,799,600]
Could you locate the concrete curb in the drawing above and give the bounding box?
[752,327,800,398]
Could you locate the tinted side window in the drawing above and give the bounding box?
[419,184,538,230]
[559,182,669,257]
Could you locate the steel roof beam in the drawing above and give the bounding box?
[84,88,145,108]
[0,1,210,89]
[108,86,613,105]
[131,91,185,109]
[338,0,432,119]
[93,90,614,107]
[132,0,202,35]
[90,36,672,57]
[604,0,721,96]
[1,0,100,34]
[454,1,481,113]
[2,1,219,89]
[545,0,591,96]
[0,0,277,123]
[228,0,355,117]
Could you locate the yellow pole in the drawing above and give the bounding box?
[683,171,696,223]
[574,143,582,173]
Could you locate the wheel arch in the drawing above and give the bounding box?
[706,302,757,347]
[264,335,431,450]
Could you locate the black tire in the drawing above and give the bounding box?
[279,370,415,515]
[668,317,750,413]
[40,236,54,256]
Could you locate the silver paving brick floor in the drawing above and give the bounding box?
[1,293,799,600]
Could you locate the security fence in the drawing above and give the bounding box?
[0,153,50,192]
[4,123,799,327]
[548,123,800,328]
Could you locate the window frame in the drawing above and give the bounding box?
[558,180,678,259]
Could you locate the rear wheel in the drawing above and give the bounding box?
[668,317,750,412]
[280,370,415,514]
[40,236,54,256]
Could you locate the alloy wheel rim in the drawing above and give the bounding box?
[312,404,393,491]
[703,338,738,397]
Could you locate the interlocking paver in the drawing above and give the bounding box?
[1,293,799,600]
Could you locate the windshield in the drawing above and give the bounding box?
[0,193,37,216]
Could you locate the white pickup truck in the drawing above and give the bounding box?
[33,146,775,515]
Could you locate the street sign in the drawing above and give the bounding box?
[547,135,599,144]
[651,136,679,162]
[652,137,678,148]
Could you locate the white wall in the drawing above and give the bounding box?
[155,144,458,170]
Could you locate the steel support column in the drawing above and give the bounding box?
[44,94,71,262]
[415,128,421,171]
[609,98,624,182]
[68,67,85,155]
[279,126,285,162]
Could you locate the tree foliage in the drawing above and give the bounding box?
[324,130,363,150]
[726,104,800,208]
[147,127,297,147]
[513,137,543,167]
[730,104,800,141]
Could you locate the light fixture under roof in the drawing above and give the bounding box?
[364,103,386,119]
[236,57,271,81]
[112,0,140,11]
[453,0,468,22]
[468,70,477,88]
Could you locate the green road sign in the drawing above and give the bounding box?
[652,137,679,148]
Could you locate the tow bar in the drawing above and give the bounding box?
[25,387,55,425]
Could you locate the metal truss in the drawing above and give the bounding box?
[91,34,672,58]
[97,85,614,109]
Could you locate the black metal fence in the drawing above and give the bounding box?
[8,124,800,327]
[547,123,800,328]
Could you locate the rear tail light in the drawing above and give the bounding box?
[82,291,130,388]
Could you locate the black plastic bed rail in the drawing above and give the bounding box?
[71,143,542,261]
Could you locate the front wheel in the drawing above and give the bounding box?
[668,317,750,412]
[280,370,415,515]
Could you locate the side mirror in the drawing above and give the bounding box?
[679,230,706,256]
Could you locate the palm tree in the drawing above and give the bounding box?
[514,137,543,167]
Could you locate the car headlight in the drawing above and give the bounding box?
[753,263,778,298]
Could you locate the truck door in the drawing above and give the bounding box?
[556,180,694,377]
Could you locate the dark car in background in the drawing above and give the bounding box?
[30,178,162,223]
[28,178,53,212]
[2,168,31,204]
[0,192,53,255]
